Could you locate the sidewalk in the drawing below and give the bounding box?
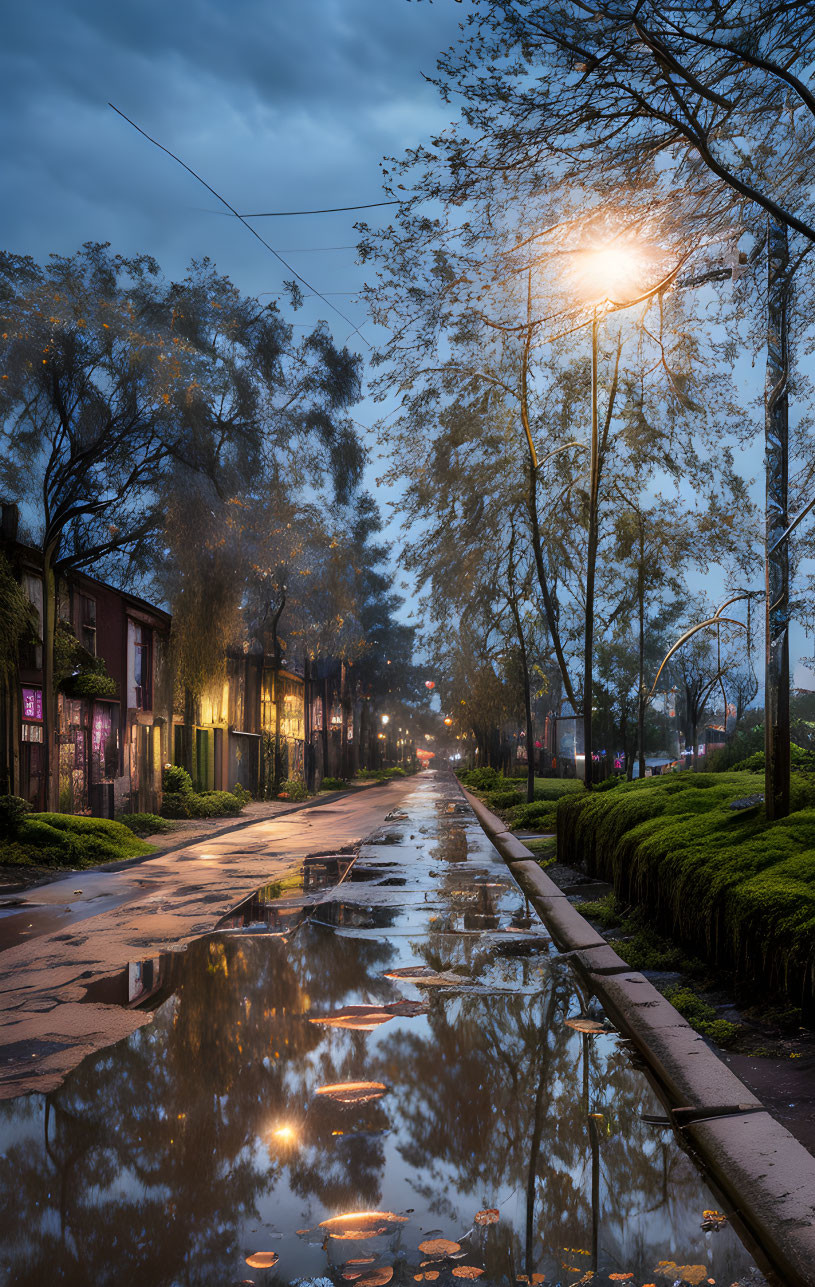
[0,783,384,896]
[0,776,414,1100]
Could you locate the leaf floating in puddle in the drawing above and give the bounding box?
[452,1268,484,1279]
[700,1209,727,1232]
[315,1081,388,1104]
[245,1251,279,1268]
[564,1017,608,1035]
[654,1263,708,1285]
[385,966,466,988]
[357,1270,394,1287]
[609,1275,634,1281]
[320,1212,409,1240]
[346,1258,376,1266]
[386,999,429,1017]
[418,1239,461,1257]
[310,1007,395,1032]
[415,1274,440,1282]
[295,1228,311,1235]
[473,1209,499,1227]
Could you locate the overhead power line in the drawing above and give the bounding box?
[108,103,371,348]
[240,201,401,216]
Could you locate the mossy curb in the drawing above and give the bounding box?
[556,772,815,1018]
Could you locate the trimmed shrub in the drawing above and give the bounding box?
[321,777,349,791]
[231,783,252,806]
[0,812,152,868]
[485,788,524,810]
[509,800,558,832]
[277,778,309,802]
[161,792,195,819]
[0,794,31,839]
[120,813,175,836]
[163,764,194,794]
[195,791,243,817]
[458,766,504,791]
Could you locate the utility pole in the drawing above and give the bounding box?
[765,218,791,820]
[583,308,600,789]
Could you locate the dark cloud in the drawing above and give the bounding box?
[0,0,464,336]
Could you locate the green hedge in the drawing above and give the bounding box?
[0,813,153,868]
[160,765,245,819]
[557,772,815,1017]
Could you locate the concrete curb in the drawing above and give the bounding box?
[463,787,815,1287]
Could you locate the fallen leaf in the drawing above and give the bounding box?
[245,1252,279,1269]
[295,1228,310,1235]
[320,1212,409,1240]
[654,1264,707,1285]
[310,1006,395,1032]
[700,1210,727,1232]
[419,1239,461,1257]
[385,966,464,987]
[452,1269,483,1279]
[386,998,429,1017]
[347,1259,376,1266]
[474,1209,499,1226]
[423,1274,439,1282]
[357,1270,393,1287]
[564,1017,608,1034]
[609,1276,634,1281]
[315,1081,388,1104]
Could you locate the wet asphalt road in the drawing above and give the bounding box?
[0,771,764,1287]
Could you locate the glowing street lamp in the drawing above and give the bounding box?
[572,240,648,789]
[381,714,390,725]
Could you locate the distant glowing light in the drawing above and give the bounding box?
[572,240,651,304]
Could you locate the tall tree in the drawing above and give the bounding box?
[412,0,815,812]
[0,243,362,807]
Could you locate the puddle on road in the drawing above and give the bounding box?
[0,775,765,1287]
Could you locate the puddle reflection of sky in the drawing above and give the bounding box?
[0,776,763,1287]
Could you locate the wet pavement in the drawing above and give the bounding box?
[0,776,416,1099]
[0,773,766,1286]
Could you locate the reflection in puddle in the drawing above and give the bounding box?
[82,954,174,1008]
[0,775,766,1287]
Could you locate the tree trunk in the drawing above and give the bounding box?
[303,651,314,792]
[340,660,349,777]
[583,311,600,790]
[765,217,791,820]
[637,527,646,783]
[321,674,330,778]
[692,718,699,772]
[182,687,196,777]
[41,547,58,811]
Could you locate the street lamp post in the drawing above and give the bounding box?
[583,307,600,788]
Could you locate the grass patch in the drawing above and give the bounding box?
[120,813,175,837]
[663,985,742,1047]
[575,891,624,927]
[558,771,815,1017]
[0,813,153,869]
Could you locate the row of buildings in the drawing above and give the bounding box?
[0,506,388,818]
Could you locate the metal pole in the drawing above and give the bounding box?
[583,308,599,789]
[765,218,790,820]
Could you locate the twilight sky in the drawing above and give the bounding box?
[1,0,469,627]
[1,0,462,404]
